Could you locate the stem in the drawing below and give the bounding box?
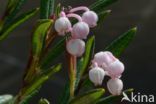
[69,55,77,98]
[67,13,82,22]
[66,43,77,98]
[69,6,90,13]
[24,56,39,84]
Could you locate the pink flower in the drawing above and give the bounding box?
[66,39,85,57]
[92,51,124,78]
[103,59,124,78]
[82,11,98,27]
[107,78,123,95]
[72,22,89,39]
[54,16,72,36]
[92,51,115,66]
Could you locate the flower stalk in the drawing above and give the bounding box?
[68,54,77,98]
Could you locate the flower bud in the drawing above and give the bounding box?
[92,51,115,67]
[107,78,123,95]
[72,22,89,39]
[104,59,124,78]
[82,11,98,27]
[54,17,71,36]
[66,39,85,57]
[89,66,105,86]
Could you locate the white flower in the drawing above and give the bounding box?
[66,39,85,57]
[72,22,89,39]
[107,78,123,95]
[82,11,98,27]
[89,66,105,86]
[54,17,71,36]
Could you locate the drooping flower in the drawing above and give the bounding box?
[71,21,89,39]
[82,11,98,27]
[92,51,115,67]
[66,38,85,57]
[107,78,123,95]
[92,51,124,78]
[89,63,105,86]
[69,6,98,27]
[54,12,72,36]
[103,59,124,78]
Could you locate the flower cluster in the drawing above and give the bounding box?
[89,51,124,95]
[54,6,98,57]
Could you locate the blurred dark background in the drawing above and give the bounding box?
[0,0,156,103]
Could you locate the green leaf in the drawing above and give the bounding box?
[90,0,118,13]
[40,0,55,19]
[6,0,17,13]
[55,3,61,18]
[42,63,62,76]
[32,19,53,57]
[80,36,95,77]
[0,8,39,42]
[69,88,105,104]
[39,98,50,104]
[48,0,55,16]
[74,36,95,91]
[96,88,134,104]
[0,94,13,104]
[40,37,66,69]
[79,76,94,93]
[5,0,28,25]
[105,27,137,57]
[58,82,70,104]
[24,64,61,96]
[97,10,111,25]
[18,89,39,104]
[19,64,61,104]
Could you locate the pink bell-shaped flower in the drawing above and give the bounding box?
[72,22,89,39]
[54,16,72,36]
[82,11,98,27]
[66,39,85,57]
[92,51,124,78]
[92,51,115,67]
[89,65,105,86]
[107,78,123,95]
[104,59,124,78]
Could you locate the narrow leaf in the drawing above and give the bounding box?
[32,19,53,57]
[69,88,105,104]
[74,36,95,96]
[55,3,61,18]
[18,64,61,104]
[42,63,62,76]
[18,89,39,104]
[105,27,137,57]
[80,36,95,77]
[74,36,95,91]
[97,10,111,25]
[6,0,17,14]
[40,37,66,69]
[96,88,134,104]
[90,0,118,13]
[0,8,39,42]
[48,0,55,16]
[40,0,52,19]
[5,0,28,25]
[58,82,70,104]
[39,98,50,104]
[24,64,62,96]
